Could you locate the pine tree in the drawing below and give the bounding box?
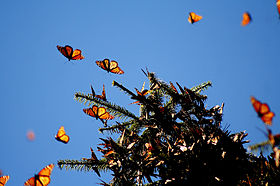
[58,70,280,185]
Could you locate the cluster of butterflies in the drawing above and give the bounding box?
[188,1,280,26]
[0,126,69,186]
[3,4,280,184]
[0,43,126,185]
[250,97,280,166]
[56,44,123,124]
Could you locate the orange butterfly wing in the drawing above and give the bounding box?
[251,96,261,113]
[83,107,95,117]
[251,96,275,125]
[109,61,124,74]
[95,84,107,101]
[55,126,70,144]
[71,49,84,60]
[188,12,202,24]
[96,59,110,72]
[57,45,84,61]
[83,105,99,118]
[0,176,9,186]
[261,110,275,125]
[97,107,114,120]
[241,12,251,26]
[57,45,73,61]
[24,164,54,186]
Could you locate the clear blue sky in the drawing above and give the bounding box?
[1,0,279,185]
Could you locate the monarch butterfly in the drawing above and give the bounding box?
[241,12,252,26]
[24,164,54,186]
[95,84,107,101]
[0,176,9,186]
[188,12,202,24]
[57,45,84,61]
[130,82,150,105]
[251,96,275,125]
[96,59,124,74]
[83,105,114,120]
[130,88,150,105]
[26,130,35,141]
[55,126,70,144]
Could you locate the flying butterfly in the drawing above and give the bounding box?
[241,12,252,26]
[83,105,114,120]
[96,59,124,74]
[26,130,35,141]
[57,45,84,61]
[0,176,9,186]
[24,164,54,186]
[188,12,202,24]
[55,126,70,144]
[251,96,275,125]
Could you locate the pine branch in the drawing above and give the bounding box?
[57,159,108,173]
[75,92,139,120]
[99,120,135,133]
[112,81,137,98]
[191,81,212,93]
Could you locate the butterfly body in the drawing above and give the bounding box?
[96,59,124,74]
[251,96,275,125]
[57,45,84,61]
[55,126,70,144]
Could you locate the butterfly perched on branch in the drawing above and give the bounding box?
[24,164,54,186]
[96,59,124,74]
[250,96,275,125]
[0,176,9,186]
[83,106,114,121]
[55,126,70,144]
[91,84,107,101]
[241,12,252,26]
[130,82,150,105]
[57,45,84,61]
[188,12,202,24]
